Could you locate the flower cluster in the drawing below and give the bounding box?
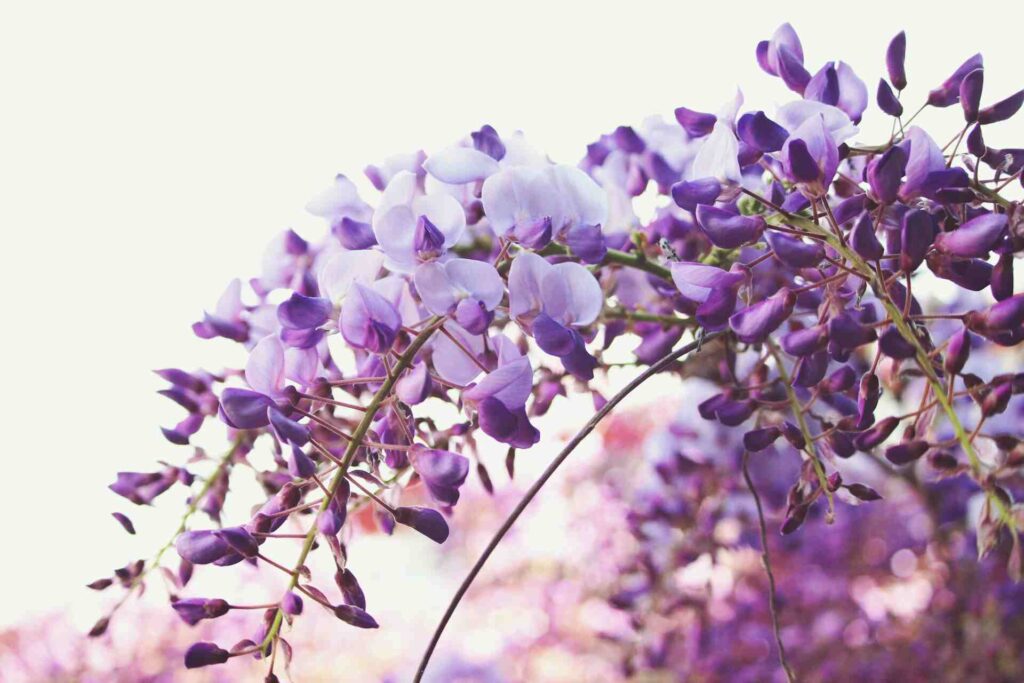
[93,22,1023,679]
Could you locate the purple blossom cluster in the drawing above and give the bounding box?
[93,22,1023,679]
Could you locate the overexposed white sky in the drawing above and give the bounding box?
[2,0,1022,633]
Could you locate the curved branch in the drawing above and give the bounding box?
[413,330,724,682]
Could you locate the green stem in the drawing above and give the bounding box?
[259,316,445,653]
[762,209,1017,534]
[766,339,834,519]
[109,438,242,613]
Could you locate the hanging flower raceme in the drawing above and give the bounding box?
[93,19,1024,681]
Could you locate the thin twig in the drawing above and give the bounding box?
[412,330,723,682]
[742,451,797,683]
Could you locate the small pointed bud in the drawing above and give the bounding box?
[850,213,884,261]
[885,440,930,465]
[876,78,903,117]
[172,598,230,626]
[87,578,114,591]
[780,421,806,450]
[991,252,1014,301]
[333,604,379,629]
[184,642,230,669]
[828,430,857,458]
[823,365,856,393]
[828,313,878,351]
[944,327,972,375]
[974,294,1024,333]
[673,106,717,137]
[335,567,367,609]
[867,146,908,204]
[967,124,986,157]
[900,209,935,273]
[780,324,828,356]
[855,416,900,451]
[929,450,960,470]
[744,426,782,451]
[927,53,983,107]
[845,483,882,501]
[88,617,110,637]
[879,326,917,360]
[982,380,1013,417]
[695,206,765,248]
[978,89,1024,125]
[111,512,136,535]
[886,31,907,90]
[670,178,722,212]
[959,68,984,122]
[393,506,449,544]
[827,472,843,492]
[282,591,303,616]
[781,503,810,535]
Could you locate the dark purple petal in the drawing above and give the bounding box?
[823,365,856,393]
[532,313,576,357]
[780,324,828,356]
[111,512,136,535]
[336,568,367,609]
[184,642,230,669]
[564,223,607,264]
[876,78,904,117]
[959,68,984,122]
[978,89,1024,125]
[776,45,811,94]
[333,604,379,629]
[729,289,796,344]
[744,426,781,451]
[410,446,470,507]
[927,53,983,107]
[695,206,765,249]
[832,194,866,227]
[886,31,907,90]
[175,530,231,565]
[867,146,908,204]
[793,351,829,387]
[765,230,825,268]
[944,327,972,375]
[277,293,331,330]
[286,446,317,479]
[670,178,722,212]
[332,217,378,250]
[846,483,883,501]
[885,440,929,465]
[215,526,259,559]
[673,107,716,137]
[934,213,1007,258]
[219,388,275,429]
[992,252,1014,301]
[471,124,506,161]
[854,416,900,451]
[316,480,350,537]
[879,326,917,359]
[899,209,935,273]
[827,313,878,351]
[393,506,449,544]
[269,408,309,446]
[172,598,229,626]
[737,111,789,153]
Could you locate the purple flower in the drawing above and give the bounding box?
[340,283,401,354]
[462,353,540,449]
[876,78,904,117]
[184,642,230,669]
[756,23,810,93]
[805,61,868,123]
[886,31,908,90]
[409,445,470,506]
[978,89,1024,125]
[372,171,467,269]
[694,206,765,249]
[781,114,839,197]
[866,145,908,205]
[413,258,503,327]
[927,53,983,107]
[393,506,449,544]
[729,289,796,344]
[172,598,229,626]
[423,145,500,185]
[933,213,1007,258]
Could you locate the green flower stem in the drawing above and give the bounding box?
[766,339,835,519]
[259,316,446,653]
[762,206,1017,534]
[109,438,242,614]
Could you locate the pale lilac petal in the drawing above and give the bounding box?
[372,205,417,268]
[432,323,486,385]
[305,174,370,221]
[690,121,741,184]
[463,356,533,408]
[245,335,286,398]
[412,193,466,249]
[284,346,319,387]
[543,262,603,326]
[413,261,457,314]
[423,146,500,184]
[775,100,858,143]
[445,258,504,310]
[214,278,244,319]
[508,251,551,320]
[481,166,541,234]
[670,262,742,302]
[317,250,384,304]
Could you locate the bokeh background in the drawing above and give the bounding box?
[3,1,1024,680]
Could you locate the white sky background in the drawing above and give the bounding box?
[2,0,1023,640]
